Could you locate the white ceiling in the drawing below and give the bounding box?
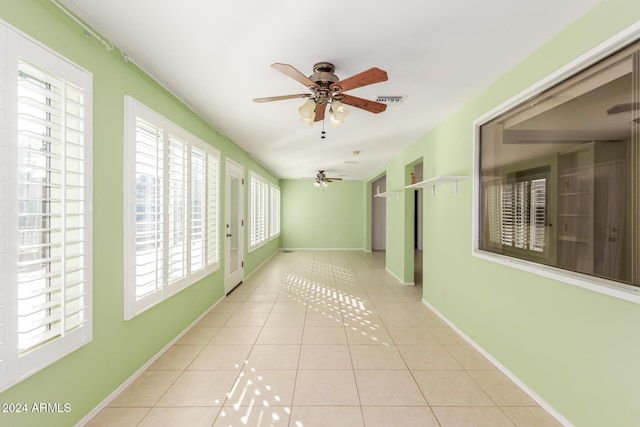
[58,0,601,180]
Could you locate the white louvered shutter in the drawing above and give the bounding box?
[501,182,514,248]
[249,174,258,248]
[513,181,529,250]
[529,178,547,252]
[190,146,205,273]
[166,135,187,286]
[133,117,164,300]
[206,151,219,269]
[16,59,91,355]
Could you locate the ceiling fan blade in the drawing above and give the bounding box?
[326,177,343,181]
[341,94,387,114]
[607,102,640,114]
[272,63,319,88]
[330,67,388,93]
[253,94,310,103]
[314,103,327,122]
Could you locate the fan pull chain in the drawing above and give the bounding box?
[321,118,326,139]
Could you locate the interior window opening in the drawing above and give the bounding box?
[479,39,640,287]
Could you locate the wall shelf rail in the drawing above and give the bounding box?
[405,175,468,197]
[374,191,401,202]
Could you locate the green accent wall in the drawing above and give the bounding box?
[281,180,365,249]
[369,0,640,425]
[0,1,279,426]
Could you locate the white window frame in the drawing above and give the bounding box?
[0,23,93,392]
[248,171,270,252]
[472,21,640,305]
[123,96,220,320]
[269,183,281,240]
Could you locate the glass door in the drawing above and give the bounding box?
[225,159,244,294]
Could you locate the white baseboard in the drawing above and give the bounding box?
[243,247,280,281]
[280,247,365,251]
[385,266,415,286]
[75,297,224,426]
[421,298,574,427]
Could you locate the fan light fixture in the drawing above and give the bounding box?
[254,62,388,128]
[312,170,341,188]
[301,99,350,126]
[330,100,349,125]
[299,99,316,125]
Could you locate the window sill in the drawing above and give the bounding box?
[473,249,640,305]
[248,241,267,253]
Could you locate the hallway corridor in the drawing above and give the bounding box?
[87,250,561,426]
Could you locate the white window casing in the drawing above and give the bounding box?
[0,23,93,392]
[123,96,220,320]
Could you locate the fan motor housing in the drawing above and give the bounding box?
[310,62,339,85]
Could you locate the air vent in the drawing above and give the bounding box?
[375,95,407,106]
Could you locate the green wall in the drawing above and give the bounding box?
[0,1,279,426]
[370,0,640,425]
[281,180,365,249]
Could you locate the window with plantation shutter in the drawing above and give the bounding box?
[529,178,547,252]
[0,24,93,392]
[249,174,259,249]
[500,182,515,248]
[248,172,269,251]
[483,169,549,259]
[124,97,220,319]
[259,179,268,243]
[269,183,280,239]
[502,170,549,255]
[483,181,502,249]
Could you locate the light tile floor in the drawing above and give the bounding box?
[86,250,562,427]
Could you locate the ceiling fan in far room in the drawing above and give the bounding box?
[253,62,389,128]
[308,170,342,188]
[607,101,640,123]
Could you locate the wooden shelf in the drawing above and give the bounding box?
[405,175,468,196]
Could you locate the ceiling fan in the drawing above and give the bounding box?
[606,102,639,114]
[310,170,342,188]
[253,62,388,125]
